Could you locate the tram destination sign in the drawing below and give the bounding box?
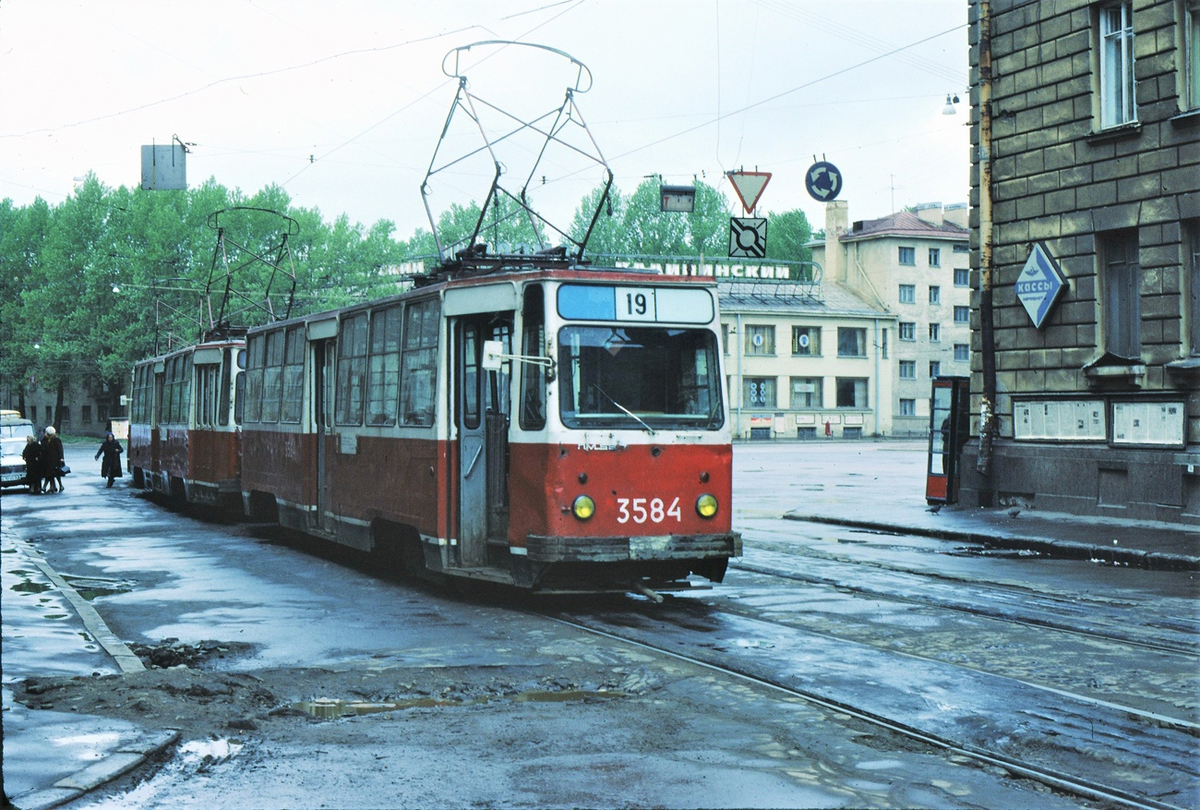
[557,284,714,324]
[1015,242,1068,329]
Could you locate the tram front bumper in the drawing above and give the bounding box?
[524,532,742,564]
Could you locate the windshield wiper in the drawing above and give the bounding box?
[591,384,655,435]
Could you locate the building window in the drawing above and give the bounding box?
[791,326,821,356]
[954,305,970,324]
[899,398,916,416]
[898,284,916,303]
[881,328,889,359]
[929,323,941,342]
[899,360,916,379]
[789,377,822,408]
[744,377,776,408]
[836,377,868,408]
[954,343,970,362]
[60,406,70,425]
[82,405,93,424]
[1188,221,1200,356]
[837,327,867,357]
[929,286,941,305]
[899,322,916,341]
[929,248,941,267]
[1100,230,1140,358]
[898,246,916,265]
[1099,1,1136,128]
[745,325,775,356]
[722,323,730,356]
[929,360,941,378]
[954,267,969,286]
[1186,2,1200,110]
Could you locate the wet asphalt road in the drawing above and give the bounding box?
[3,441,1197,808]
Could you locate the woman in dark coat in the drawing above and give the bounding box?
[95,432,124,488]
[22,435,42,494]
[42,426,65,493]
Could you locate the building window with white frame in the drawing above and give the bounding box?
[898,246,916,265]
[1186,220,1199,356]
[1099,1,1136,128]
[929,323,941,342]
[899,398,916,416]
[899,360,916,379]
[954,343,970,362]
[789,377,822,408]
[954,267,969,286]
[929,247,941,267]
[929,360,941,378]
[745,325,775,355]
[835,377,869,408]
[744,377,776,408]
[929,285,941,304]
[791,326,821,356]
[837,327,867,357]
[899,322,916,341]
[1184,1,1200,111]
[1100,230,1141,358]
[898,284,916,303]
[954,305,970,324]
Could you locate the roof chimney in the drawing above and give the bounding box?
[824,200,849,282]
[915,202,944,226]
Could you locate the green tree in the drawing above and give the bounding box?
[765,208,814,265]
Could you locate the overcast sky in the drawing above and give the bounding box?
[0,0,970,241]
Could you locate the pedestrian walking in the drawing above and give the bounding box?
[95,432,124,488]
[22,435,42,494]
[42,426,65,493]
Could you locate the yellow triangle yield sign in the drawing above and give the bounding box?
[727,170,771,214]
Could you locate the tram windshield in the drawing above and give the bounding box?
[558,325,724,431]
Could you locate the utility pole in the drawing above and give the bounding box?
[975,0,998,502]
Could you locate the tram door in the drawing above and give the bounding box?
[313,340,336,535]
[926,376,970,504]
[455,316,512,567]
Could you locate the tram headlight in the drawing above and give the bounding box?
[695,494,719,519]
[572,495,596,521]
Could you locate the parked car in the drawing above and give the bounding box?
[0,412,37,490]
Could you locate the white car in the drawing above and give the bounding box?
[0,436,29,489]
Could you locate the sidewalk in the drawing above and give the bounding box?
[787,486,1200,572]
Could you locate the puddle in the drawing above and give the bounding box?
[61,575,135,600]
[293,689,624,720]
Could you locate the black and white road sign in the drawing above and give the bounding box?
[805,161,842,202]
[729,217,768,259]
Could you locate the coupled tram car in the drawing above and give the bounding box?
[130,260,741,595]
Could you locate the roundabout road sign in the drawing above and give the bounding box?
[805,161,842,202]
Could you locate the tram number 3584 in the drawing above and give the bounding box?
[616,497,683,524]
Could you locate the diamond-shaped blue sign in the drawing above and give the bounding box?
[1015,242,1068,329]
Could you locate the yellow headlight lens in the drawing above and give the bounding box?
[695,494,719,518]
[572,495,596,520]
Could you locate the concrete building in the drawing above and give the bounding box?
[961,0,1200,524]
[812,202,973,436]
[717,278,895,440]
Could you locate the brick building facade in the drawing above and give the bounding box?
[960,0,1200,523]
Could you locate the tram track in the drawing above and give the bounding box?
[543,606,1198,810]
[730,556,1200,658]
[732,533,1200,658]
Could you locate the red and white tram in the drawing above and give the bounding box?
[238,259,740,593]
[128,335,246,509]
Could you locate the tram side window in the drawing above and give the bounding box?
[133,365,151,423]
[281,328,305,424]
[166,357,182,423]
[196,364,217,427]
[367,306,401,426]
[336,314,369,426]
[519,286,546,430]
[400,298,439,427]
[219,350,232,427]
[261,330,285,423]
[245,335,266,423]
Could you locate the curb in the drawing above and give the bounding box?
[786,514,1200,572]
[10,729,180,810]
